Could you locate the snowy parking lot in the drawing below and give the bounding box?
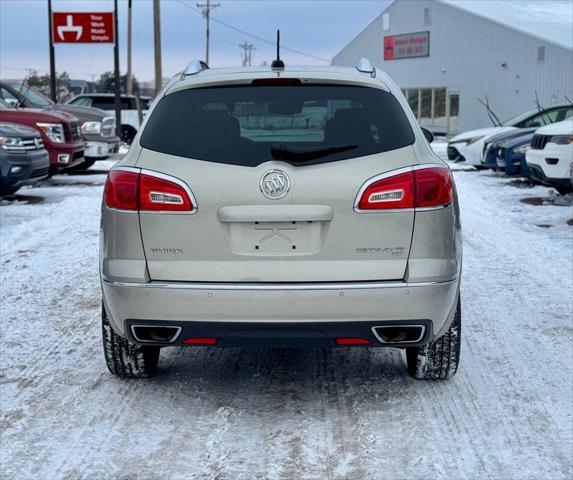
[1,157,572,479]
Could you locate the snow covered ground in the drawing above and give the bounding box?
[1,156,572,479]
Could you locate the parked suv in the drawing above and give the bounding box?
[526,118,573,194]
[100,60,462,380]
[0,121,49,194]
[0,82,120,169]
[0,99,84,174]
[66,93,150,144]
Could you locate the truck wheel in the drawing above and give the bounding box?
[102,306,160,378]
[121,125,137,145]
[406,297,461,380]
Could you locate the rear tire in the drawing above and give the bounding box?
[406,297,461,380]
[102,306,160,378]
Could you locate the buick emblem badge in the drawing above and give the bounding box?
[260,170,290,200]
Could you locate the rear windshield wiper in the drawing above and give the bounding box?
[270,144,358,161]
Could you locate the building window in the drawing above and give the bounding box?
[537,46,545,63]
[407,90,419,119]
[433,88,446,128]
[403,87,449,132]
[420,89,432,124]
[382,13,390,31]
[423,7,431,27]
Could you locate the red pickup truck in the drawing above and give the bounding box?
[0,100,84,174]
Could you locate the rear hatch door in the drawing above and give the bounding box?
[136,82,417,282]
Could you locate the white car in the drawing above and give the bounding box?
[447,105,573,166]
[526,118,573,194]
[66,94,151,144]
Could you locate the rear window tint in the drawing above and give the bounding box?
[140,84,415,166]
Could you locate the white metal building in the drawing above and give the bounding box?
[332,0,573,135]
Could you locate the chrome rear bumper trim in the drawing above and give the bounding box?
[103,278,457,291]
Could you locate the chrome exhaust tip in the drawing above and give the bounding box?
[131,325,182,343]
[371,325,425,344]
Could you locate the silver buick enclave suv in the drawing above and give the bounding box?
[100,59,462,379]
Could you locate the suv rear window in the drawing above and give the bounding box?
[140,84,415,166]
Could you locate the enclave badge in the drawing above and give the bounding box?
[260,170,290,200]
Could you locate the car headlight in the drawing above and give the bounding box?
[81,121,102,134]
[551,135,573,145]
[0,136,24,150]
[36,123,65,143]
[512,144,530,154]
[467,136,485,145]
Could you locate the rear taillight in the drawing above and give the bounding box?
[139,173,193,211]
[414,167,453,208]
[356,166,452,211]
[358,171,414,210]
[104,169,195,212]
[104,170,139,210]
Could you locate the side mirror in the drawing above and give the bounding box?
[4,98,19,108]
[421,127,434,143]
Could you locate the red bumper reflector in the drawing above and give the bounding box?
[335,337,371,346]
[182,337,218,345]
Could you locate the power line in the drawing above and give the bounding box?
[175,0,330,63]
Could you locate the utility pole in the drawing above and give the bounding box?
[239,42,255,67]
[126,0,133,95]
[153,0,162,95]
[196,0,219,65]
[47,0,57,102]
[113,0,121,137]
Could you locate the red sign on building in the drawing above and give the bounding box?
[52,12,115,44]
[384,31,430,60]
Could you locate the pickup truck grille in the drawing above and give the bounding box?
[69,122,82,142]
[530,134,551,150]
[101,117,116,138]
[3,137,44,153]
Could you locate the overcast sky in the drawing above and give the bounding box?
[1,0,571,82]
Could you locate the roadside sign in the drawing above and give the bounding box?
[384,31,430,60]
[51,12,115,44]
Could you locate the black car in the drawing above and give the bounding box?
[0,120,49,195]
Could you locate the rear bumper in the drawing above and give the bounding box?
[102,277,460,343]
[124,319,434,348]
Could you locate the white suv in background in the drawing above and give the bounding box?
[66,94,151,144]
[526,118,573,194]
